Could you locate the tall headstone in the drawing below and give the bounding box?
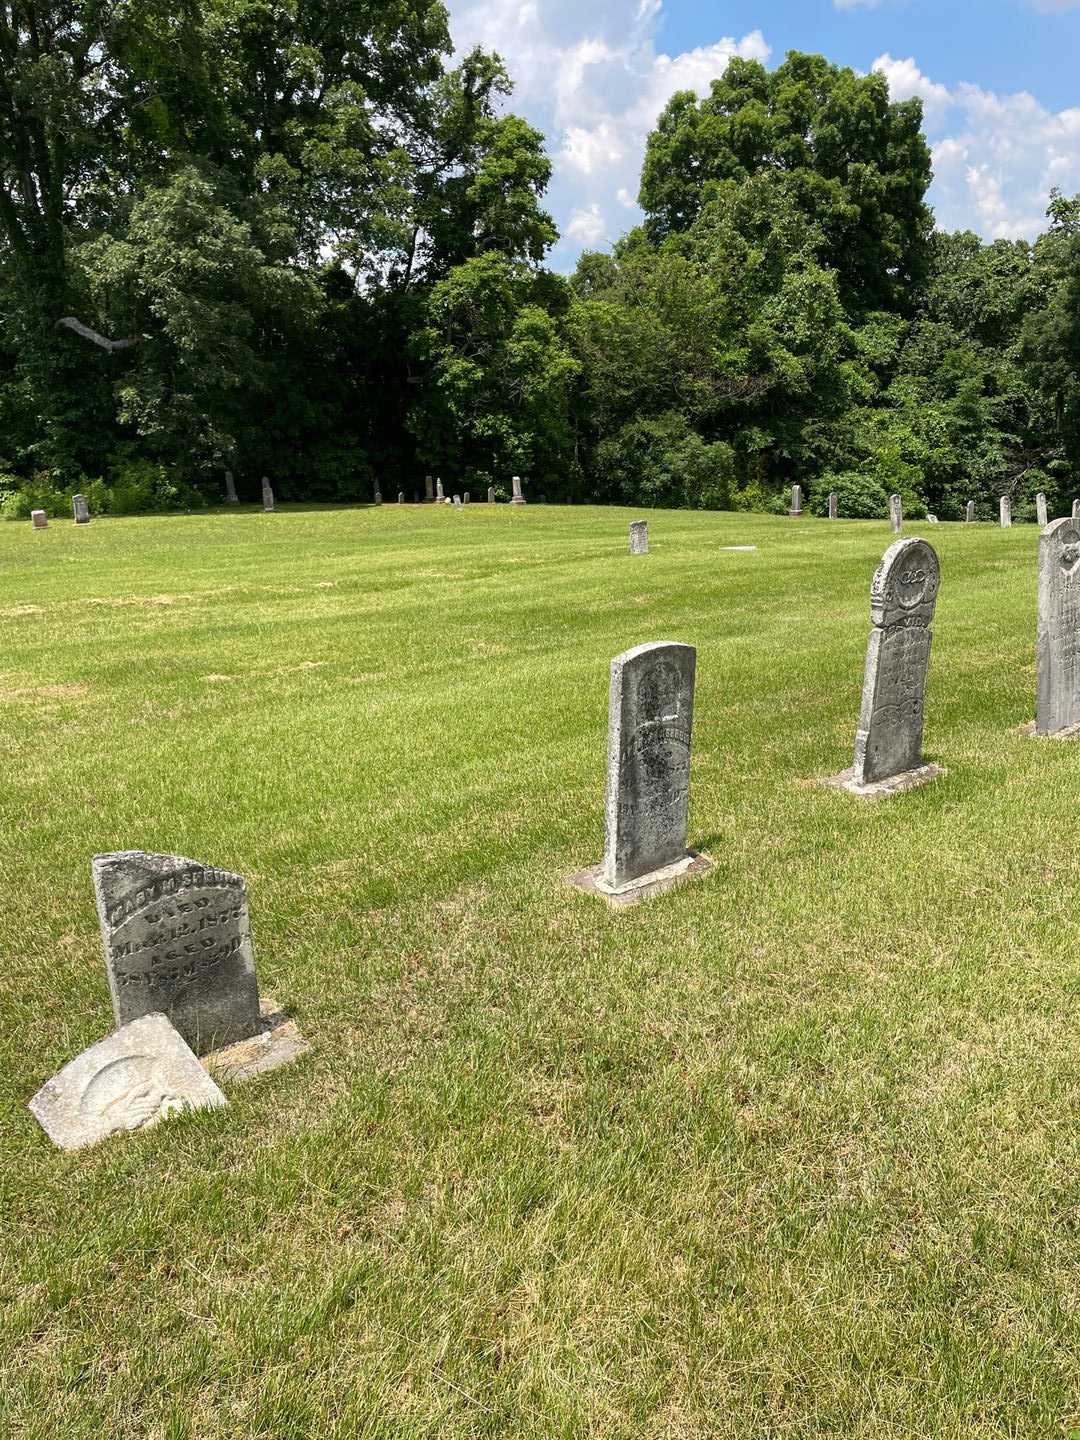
[828,538,942,795]
[464,492,470,504]
[436,477,444,502]
[1000,495,1012,528]
[629,520,649,555]
[1037,492,1049,527]
[966,500,975,523]
[1073,499,1080,521]
[487,486,495,503]
[398,491,405,504]
[789,484,803,517]
[31,510,47,529]
[889,494,903,534]
[511,475,525,505]
[261,476,274,512]
[224,470,239,505]
[453,494,463,509]
[828,492,838,520]
[29,1014,227,1151]
[425,475,434,503]
[374,487,383,506]
[1036,517,1080,737]
[72,494,90,525]
[93,851,262,1054]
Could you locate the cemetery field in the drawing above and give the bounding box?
[5,502,1080,1439]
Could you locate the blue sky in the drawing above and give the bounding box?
[443,0,1080,269]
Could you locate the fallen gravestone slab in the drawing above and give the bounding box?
[29,1013,226,1151]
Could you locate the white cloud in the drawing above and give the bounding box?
[566,204,608,245]
[871,54,951,126]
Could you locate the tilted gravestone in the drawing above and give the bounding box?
[487,487,495,503]
[889,494,903,534]
[452,495,463,509]
[425,475,434,502]
[1037,492,1049,527]
[629,520,649,555]
[93,852,262,1054]
[1000,495,1012,528]
[926,514,939,524]
[568,642,712,905]
[966,500,976,523]
[789,484,803,517]
[828,492,838,520]
[826,538,944,797]
[511,475,525,505]
[72,494,90,525]
[261,477,275,512]
[29,1014,226,1151]
[224,470,239,504]
[1035,517,1080,737]
[31,510,47,529]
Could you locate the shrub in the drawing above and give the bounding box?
[808,470,889,519]
[594,413,734,509]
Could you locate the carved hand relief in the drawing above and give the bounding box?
[80,1055,186,1136]
[1057,528,1080,576]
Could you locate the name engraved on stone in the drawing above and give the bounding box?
[1036,517,1080,736]
[603,641,696,891]
[852,537,940,786]
[94,852,262,1054]
[629,520,648,555]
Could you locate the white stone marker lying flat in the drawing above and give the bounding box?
[30,1014,226,1151]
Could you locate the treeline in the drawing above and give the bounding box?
[2,6,1079,519]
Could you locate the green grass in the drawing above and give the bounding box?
[3,501,1080,1438]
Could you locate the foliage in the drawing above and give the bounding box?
[807,470,888,519]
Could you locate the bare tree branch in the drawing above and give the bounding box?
[56,315,141,351]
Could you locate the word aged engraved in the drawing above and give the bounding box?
[29,1014,227,1151]
[94,852,262,1054]
[1036,518,1080,736]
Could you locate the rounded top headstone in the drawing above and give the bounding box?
[1041,516,1080,574]
[869,537,940,628]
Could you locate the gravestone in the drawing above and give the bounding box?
[789,484,803,517]
[425,475,434,503]
[1000,495,1012,528]
[511,475,525,505]
[1074,499,1080,521]
[436,477,444,501]
[488,487,495,503]
[568,642,712,906]
[224,470,238,505]
[261,477,274,512]
[93,851,262,1054]
[31,510,47,529]
[1037,492,1049,527]
[374,488,382,506]
[464,492,470,504]
[966,500,976,523]
[72,494,90,525]
[889,494,903,534]
[398,492,405,504]
[826,537,943,797]
[29,1014,226,1151]
[453,495,463,509]
[1035,517,1080,737]
[828,492,838,520]
[926,514,939,524]
[629,520,649,555]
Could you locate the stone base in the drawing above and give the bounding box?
[788,510,804,518]
[1020,720,1080,741]
[822,763,945,799]
[566,851,714,909]
[203,997,309,1082]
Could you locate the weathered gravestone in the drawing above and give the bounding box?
[453,495,463,509]
[29,1013,226,1151]
[1000,495,1012,528]
[31,510,47,530]
[72,494,90,525]
[261,477,275,512]
[398,491,405,504]
[1034,517,1080,737]
[224,470,239,505]
[93,851,262,1053]
[436,477,444,502]
[889,494,903,534]
[488,486,495,503]
[1074,499,1080,521]
[926,514,939,524]
[425,475,434,503]
[828,492,838,520]
[511,475,525,505]
[789,484,803,517]
[1038,492,1049,527]
[568,642,712,906]
[464,492,470,504]
[825,537,944,797]
[966,500,976,523]
[374,488,383,506]
[629,520,649,555]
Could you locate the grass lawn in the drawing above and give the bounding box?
[3,501,1080,1439]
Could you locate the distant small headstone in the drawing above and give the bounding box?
[425,475,434,503]
[93,851,263,1054]
[828,492,838,520]
[889,494,903,534]
[72,494,90,525]
[966,500,975,523]
[29,1013,226,1151]
[629,520,649,555]
[826,537,943,797]
[464,492,470,504]
[398,491,405,504]
[1073,499,1080,521]
[1000,495,1012,528]
[926,514,939,524]
[1037,492,1049,527]
[488,486,495,503]
[789,484,803,517]
[1035,517,1080,737]
[31,510,47,530]
[261,477,274,512]
[224,470,239,505]
[453,495,463,509]
[374,488,383,506]
[436,477,444,501]
[511,475,525,506]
